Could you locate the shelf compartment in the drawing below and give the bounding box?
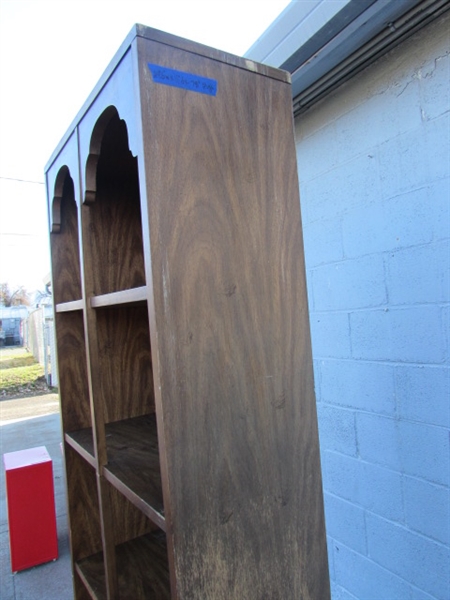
[84,110,146,296]
[95,304,155,424]
[55,311,91,432]
[76,530,171,600]
[65,415,165,530]
[64,445,105,599]
[90,286,147,309]
[56,299,84,313]
[104,414,165,530]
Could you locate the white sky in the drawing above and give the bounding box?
[0,0,290,292]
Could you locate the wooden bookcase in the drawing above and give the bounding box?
[45,25,330,600]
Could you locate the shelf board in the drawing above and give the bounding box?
[65,428,96,468]
[76,531,171,600]
[65,414,165,530]
[90,286,147,309]
[75,557,106,600]
[55,299,84,313]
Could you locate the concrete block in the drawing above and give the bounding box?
[378,127,431,198]
[417,15,450,119]
[350,307,445,363]
[324,451,362,501]
[305,154,381,225]
[335,81,421,164]
[325,452,404,522]
[312,255,386,311]
[359,461,404,523]
[330,580,359,600]
[310,312,351,359]
[333,542,413,600]
[327,534,335,581]
[424,113,450,183]
[396,365,450,428]
[323,493,366,554]
[366,512,450,600]
[356,413,401,472]
[302,217,344,268]
[398,420,449,486]
[317,404,357,456]
[404,476,449,545]
[295,120,338,183]
[312,358,322,402]
[386,240,450,305]
[409,586,441,600]
[430,177,450,241]
[418,29,450,121]
[443,305,449,361]
[342,186,434,258]
[319,359,395,416]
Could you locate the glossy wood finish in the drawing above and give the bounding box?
[138,38,330,599]
[47,25,329,600]
[90,286,147,309]
[55,299,84,313]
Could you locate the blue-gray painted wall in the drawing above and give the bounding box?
[295,14,449,600]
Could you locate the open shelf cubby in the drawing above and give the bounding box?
[65,446,106,599]
[78,531,171,600]
[77,480,169,600]
[66,414,164,529]
[84,108,145,299]
[46,25,329,599]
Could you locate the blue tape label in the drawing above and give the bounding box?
[148,63,217,96]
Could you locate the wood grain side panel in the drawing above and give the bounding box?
[139,42,329,599]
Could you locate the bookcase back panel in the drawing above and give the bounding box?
[65,446,103,562]
[55,311,91,431]
[95,305,155,423]
[107,480,154,546]
[50,169,82,304]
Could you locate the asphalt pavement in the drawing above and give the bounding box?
[0,394,73,600]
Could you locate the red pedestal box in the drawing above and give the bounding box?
[3,446,58,572]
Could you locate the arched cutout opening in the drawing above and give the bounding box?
[84,107,145,295]
[50,167,82,304]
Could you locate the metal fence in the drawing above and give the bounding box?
[23,305,58,387]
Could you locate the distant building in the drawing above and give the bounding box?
[0,305,28,346]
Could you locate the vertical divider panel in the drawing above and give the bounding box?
[80,132,119,598]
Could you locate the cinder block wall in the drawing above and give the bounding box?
[295,13,449,600]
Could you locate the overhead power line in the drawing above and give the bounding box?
[0,176,45,185]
